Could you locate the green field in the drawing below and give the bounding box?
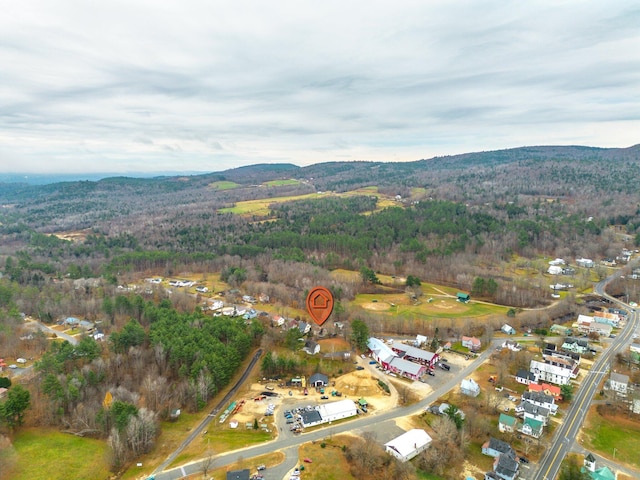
[3,428,110,480]
[352,291,508,320]
[583,410,640,468]
[263,179,301,187]
[208,180,241,190]
[218,187,398,217]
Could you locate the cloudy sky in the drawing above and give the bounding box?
[1,1,639,175]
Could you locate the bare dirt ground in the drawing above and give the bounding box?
[333,370,396,412]
[361,302,391,311]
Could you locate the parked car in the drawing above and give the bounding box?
[320,395,329,399]
[369,360,377,364]
[356,366,364,370]
[426,370,435,376]
[257,464,266,471]
[439,363,450,371]
[518,456,529,464]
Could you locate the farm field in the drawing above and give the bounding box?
[218,187,399,217]
[208,180,241,190]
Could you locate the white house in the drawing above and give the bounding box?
[549,258,565,266]
[498,414,517,433]
[502,339,521,351]
[576,258,595,268]
[515,370,538,385]
[530,359,573,385]
[384,429,432,462]
[608,372,629,396]
[629,343,640,354]
[460,378,481,397]
[522,391,558,415]
[462,336,481,351]
[519,417,544,439]
[547,265,563,275]
[303,340,320,355]
[522,402,550,426]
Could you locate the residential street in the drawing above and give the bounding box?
[531,264,640,480]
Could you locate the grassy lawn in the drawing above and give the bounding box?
[208,180,241,190]
[582,407,640,468]
[416,472,446,480]
[4,428,110,480]
[297,435,357,480]
[351,291,507,320]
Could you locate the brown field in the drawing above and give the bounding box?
[361,302,391,311]
[297,434,358,480]
[49,229,91,242]
[317,337,350,351]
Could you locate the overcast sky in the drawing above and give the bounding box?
[1,1,639,175]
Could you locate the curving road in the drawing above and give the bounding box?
[152,347,494,480]
[532,264,639,480]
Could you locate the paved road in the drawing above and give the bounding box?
[532,264,639,480]
[152,349,263,475]
[29,318,79,345]
[151,347,494,480]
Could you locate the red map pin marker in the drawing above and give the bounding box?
[306,286,334,326]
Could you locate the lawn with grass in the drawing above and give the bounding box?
[352,291,508,320]
[6,428,110,480]
[582,409,640,468]
[416,471,446,480]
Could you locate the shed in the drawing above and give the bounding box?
[457,292,470,303]
[309,373,329,387]
[384,429,432,462]
[501,324,516,335]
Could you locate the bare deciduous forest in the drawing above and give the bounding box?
[1,144,640,472]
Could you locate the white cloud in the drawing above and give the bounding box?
[0,0,639,174]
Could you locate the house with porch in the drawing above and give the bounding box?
[498,414,517,433]
[462,336,481,351]
[521,402,550,426]
[522,390,558,415]
[492,451,520,480]
[519,417,544,438]
[528,382,562,401]
[460,378,481,397]
[607,372,629,396]
[482,437,515,458]
[562,337,589,355]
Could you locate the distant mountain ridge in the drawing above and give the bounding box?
[1,144,639,202]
